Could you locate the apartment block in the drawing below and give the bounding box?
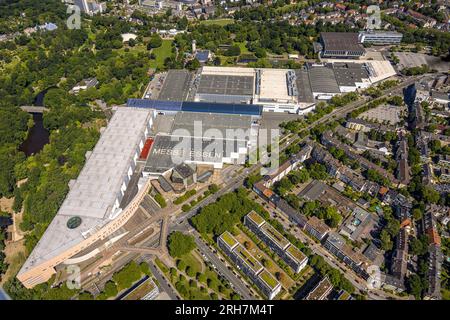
[218,231,282,299]
[244,211,308,273]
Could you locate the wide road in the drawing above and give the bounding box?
[144,256,180,301]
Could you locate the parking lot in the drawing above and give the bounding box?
[394,52,450,72]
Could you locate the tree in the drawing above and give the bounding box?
[185,58,200,71]
[104,281,118,298]
[254,48,266,58]
[244,173,262,189]
[410,237,427,256]
[112,261,142,291]
[154,193,167,208]
[224,45,241,56]
[412,208,423,221]
[428,140,441,153]
[147,35,162,50]
[186,266,196,278]
[177,260,186,271]
[168,231,196,258]
[285,194,300,210]
[407,274,423,299]
[420,186,440,204]
[307,163,328,180]
[380,230,393,251]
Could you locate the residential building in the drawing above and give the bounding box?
[305,277,333,300]
[323,232,370,279]
[390,228,408,280]
[217,232,282,300]
[426,244,443,300]
[304,216,330,241]
[244,211,308,273]
[339,207,376,242]
[121,277,159,300]
[334,289,354,300]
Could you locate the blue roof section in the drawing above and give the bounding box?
[195,50,210,62]
[127,99,262,116]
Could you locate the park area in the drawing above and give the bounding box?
[158,249,239,300]
[198,19,234,27]
[149,40,174,69]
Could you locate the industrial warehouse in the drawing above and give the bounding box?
[138,61,396,115]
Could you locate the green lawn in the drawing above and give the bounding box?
[149,40,173,69]
[199,18,234,27]
[179,252,203,275]
[235,42,250,54]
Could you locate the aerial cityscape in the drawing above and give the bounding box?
[0,0,449,306]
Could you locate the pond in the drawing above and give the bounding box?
[19,113,50,157]
[18,87,54,157]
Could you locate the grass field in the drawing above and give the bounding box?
[199,18,234,27]
[149,40,173,69]
[179,252,203,275]
[235,42,250,54]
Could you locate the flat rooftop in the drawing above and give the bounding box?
[295,69,315,103]
[158,70,192,101]
[258,69,292,102]
[201,66,255,77]
[196,74,254,97]
[307,64,340,93]
[170,111,255,139]
[122,278,157,300]
[286,244,307,263]
[19,107,152,275]
[234,245,264,274]
[144,134,248,174]
[306,277,333,300]
[127,99,263,116]
[258,269,280,290]
[220,231,238,249]
[261,223,290,250]
[321,32,364,53]
[332,63,370,87]
[246,211,266,227]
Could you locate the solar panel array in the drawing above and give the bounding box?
[127,99,262,116]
